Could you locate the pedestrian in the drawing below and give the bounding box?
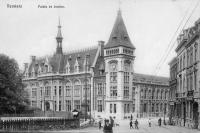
[135,119,139,129]
[103,119,113,133]
[99,120,102,130]
[158,118,161,126]
[129,120,133,129]
[148,118,151,127]
[109,116,114,127]
[130,114,133,120]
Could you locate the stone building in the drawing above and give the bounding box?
[170,18,200,129]
[133,73,169,118]
[22,10,169,120]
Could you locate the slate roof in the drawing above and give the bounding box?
[105,10,135,49]
[27,47,98,74]
[133,73,169,85]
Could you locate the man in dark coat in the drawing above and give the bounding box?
[129,120,133,129]
[135,119,139,129]
[103,119,113,133]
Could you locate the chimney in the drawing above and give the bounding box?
[30,56,36,62]
[98,40,105,57]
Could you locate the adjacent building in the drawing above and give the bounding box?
[23,10,169,120]
[169,18,200,129]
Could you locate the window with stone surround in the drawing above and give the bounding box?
[110,104,112,113]
[66,81,71,97]
[74,100,80,110]
[114,104,116,113]
[31,101,37,107]
[110,86,117,97]
[45,87,51,96]
[32,88,37,97]
[74,80,81,97]
[97,83,103,96]
[97,100,103,112]
[66,100,71,111]
[124,86,129,98]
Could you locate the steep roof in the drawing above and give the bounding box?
[27,47,98,74]
[133,73,169,85]
[105,10,135,49]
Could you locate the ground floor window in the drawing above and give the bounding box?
[59,101,61,111]
[66,100,71,112]
[74,100,80,110]
[97,100,103,112]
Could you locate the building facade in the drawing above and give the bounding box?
[23,10,169,120]
[169,18,200,129]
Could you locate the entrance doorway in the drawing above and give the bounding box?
[45,101,50,111]
[193,102,199,129]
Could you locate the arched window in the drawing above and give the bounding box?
[65,80,72,97]
[74,80,81,97]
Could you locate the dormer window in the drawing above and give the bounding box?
[66,61,70,74]
[124,36,128,41]
[74,58,80,73]
[69,56,72,61]
[112,36,117,40]
[45,65,48,73]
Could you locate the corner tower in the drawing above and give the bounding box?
[104,10,135,119]
[56,18,63,54]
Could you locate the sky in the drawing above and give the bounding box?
[0,0,200,77]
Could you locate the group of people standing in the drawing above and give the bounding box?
[99,116,114,133]
[129,119,139,129]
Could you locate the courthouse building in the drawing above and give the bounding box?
[22,10,169,119]
[169,18,200,129]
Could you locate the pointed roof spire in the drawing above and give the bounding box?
[56,17,63,39]
[105,9,135,49]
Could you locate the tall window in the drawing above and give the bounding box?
[74,80,81,97]
[124,72,129,83]
[32,88,37,97]
[194,43,198,62]
[132,87,135,99]
[114,104,116,113]
[65,81,71,97]
[187,49,190,67]
[59,86,62,96]
[97,83,103,95]
[133,104,135,112]
[59,101,61,111]
[110,62,117,83]
[45,87,51,96]
[124,86,129,98]
[31,101,37,107]
[194,72,197,90]
[183,54,185,68]
[97,100,103,112]
[74,100,80,110]
[110,104,112,113]
[110,86,117,97]
[110,72,117,82]
[66,100,71,111]
[190,47,193,65]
